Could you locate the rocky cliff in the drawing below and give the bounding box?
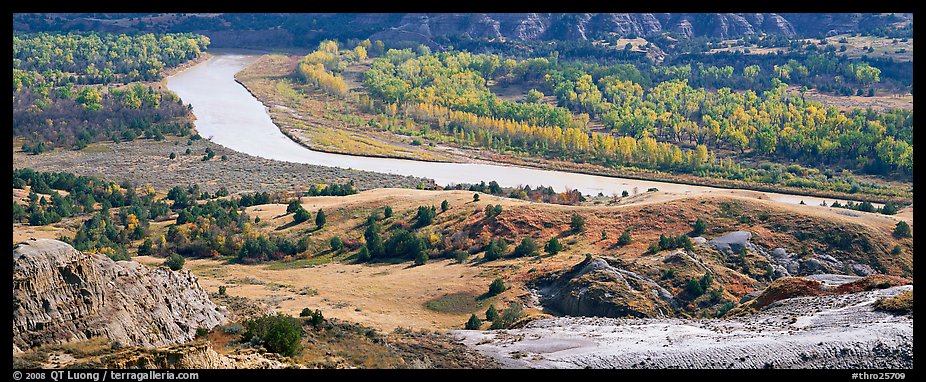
[13,239,226,352]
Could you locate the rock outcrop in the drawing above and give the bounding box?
[100,342,293,369]
[708,231,878,278]
[13,239,226,352]
[455,285,913,369]
[535,256,674,318]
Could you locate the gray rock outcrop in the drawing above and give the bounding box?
[535,257,675,318]
[13,239,226,352]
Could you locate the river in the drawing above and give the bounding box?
[165,53,866,207]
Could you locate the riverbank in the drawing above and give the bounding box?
[236,53,911,206]
[12,137,434,194]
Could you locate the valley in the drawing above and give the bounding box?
[12,12,913,371]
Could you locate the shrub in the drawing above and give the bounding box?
[218,285,227,295]
[685,278,705,297]
[441,200,449,212]
[485,304,499,321]
[544,237,563,255]
[414,205,436,227]
[414,251,429,266]
[169,152,176,160]
[357,245,371,262]
[489,303,524,329]
[138,238,153,256]
[473,193,480,202]
[195,328,209,338]
[385,229,427,259]
[484,238,506,261]
[383,206,393,218]
[293,208,311,223]
[880,203,898,215]
[452,249,468,263]
[570,213,585,232]
[329,236,343,251]
[512,237,539,257]
[893,221,911,238]
[164,253,185,270]
[465,314,482,330]
[617,230,632,246]
[315,209,326,228]
[647,242,661,254]
[699,272,713,290]
[242,314,303,356]
[691,218,707,236]
[286,200,302,214]
[487,278,506,296]
[621,190,629,197]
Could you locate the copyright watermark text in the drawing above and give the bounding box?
[13,371,199,381]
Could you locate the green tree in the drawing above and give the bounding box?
[691,218,707,236]
[465,314,482,330]
[357,245,371,262]
[512,237,539,257]
[880,203,898,215]
[242,314,303,357]
[524,89,544,103]
[487,278,507,296]
[570,213,586,232]
[441,200,449,212]
[473,193,480,202]
[329,236,343,251]
[414,250,429,266]
[286,200,302,214]
[699,272,713,290]
[485,304,499,321]
[685,278,705,297]
[415,205,436,227]
[364,222,385,258]
[893,221,912,238]
[544,237,563,256]
[138,238,153,256]
[293,207,311,224]
[490,303,524,329]
[315,209,326,228]
[383,206,393,218]
[164,253,185,271]
[484,238,507,261]
[617,230,632,246]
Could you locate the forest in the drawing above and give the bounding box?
[289,41,911,201]
[12,32,208,151]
